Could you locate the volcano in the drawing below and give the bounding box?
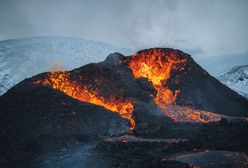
[1,48,248,168]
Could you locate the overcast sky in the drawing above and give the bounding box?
[0,0,248,57]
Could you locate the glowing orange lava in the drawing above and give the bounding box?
[35,65,135,131]
[129,48,221,123]
[130,49,186,106]
[164,105,221,123]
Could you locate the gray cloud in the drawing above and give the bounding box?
[0,0,248,57]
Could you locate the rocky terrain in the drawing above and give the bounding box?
[0,48,247,168]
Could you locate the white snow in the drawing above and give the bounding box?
[0,37,133,95]
[217,65,248,99]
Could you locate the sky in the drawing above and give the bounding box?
[0,0,248,58]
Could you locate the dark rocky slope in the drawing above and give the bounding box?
[0,48,248,167]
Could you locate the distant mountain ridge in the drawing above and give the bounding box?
[218,65,248,99]
[197,53,248,76]
[0,36,133,95]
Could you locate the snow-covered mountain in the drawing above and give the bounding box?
[195,52,248,76]
[0,37,133,95]
[218,65,248,99]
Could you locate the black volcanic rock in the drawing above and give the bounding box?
[0,78,130,167]
[172,57,248,117]
[0,80,130,138]
[0,48,248,167]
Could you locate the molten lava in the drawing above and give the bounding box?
[129,48,221,123]
[164,105,221,123]
[35,65,135,131]
[130,49,186,106]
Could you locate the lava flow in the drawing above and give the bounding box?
[34,65,135,131]
[129,48,221,123]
